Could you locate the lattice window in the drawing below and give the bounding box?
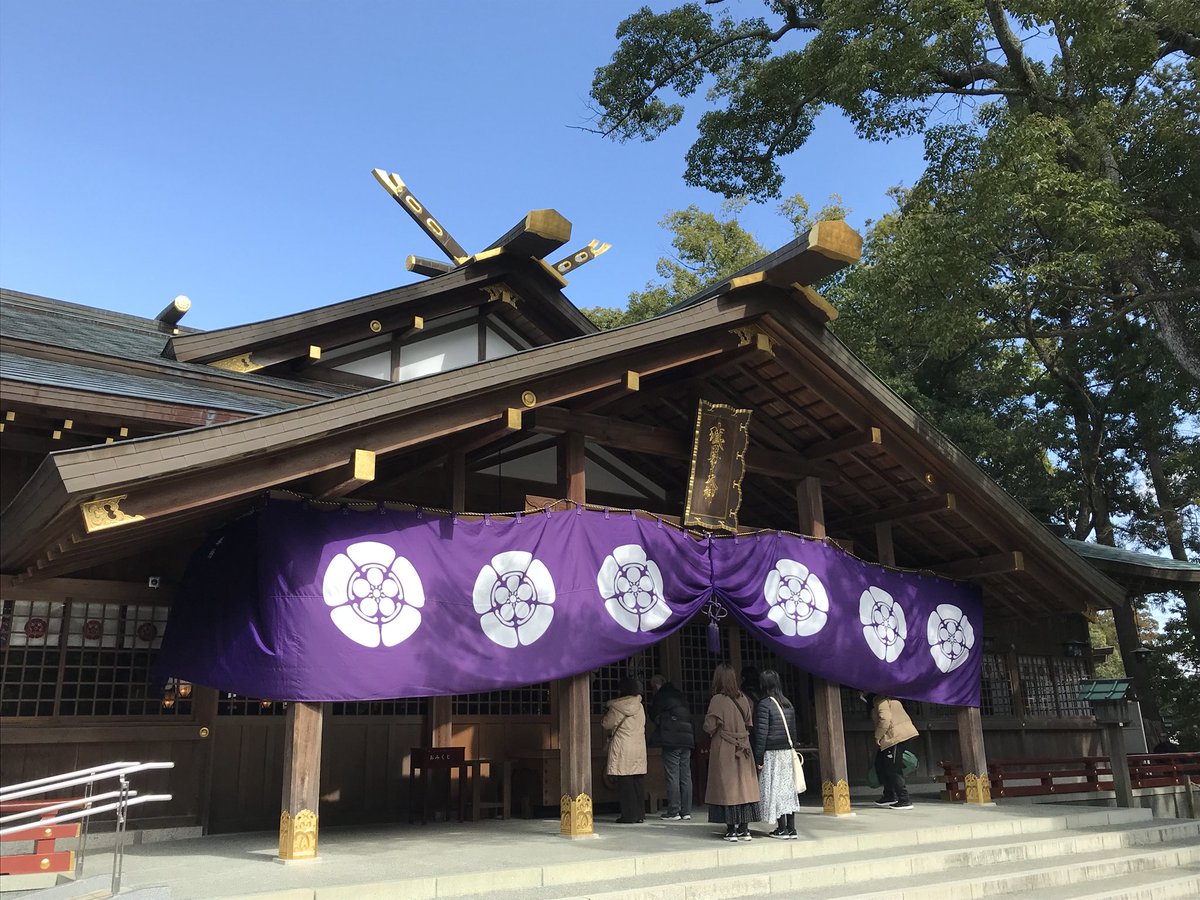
[679,619,723,714]
[981,653,1014,716]
[738,629,804,708]
[331,698,424,716]
[1018,655,1057,716]
[840,686,870,720]
[452,684,550,717]
[1051,658,1091,716]
[218,693,287,716]
[591,645,661,715]
[1,599,185,718]
[924,702,956,719]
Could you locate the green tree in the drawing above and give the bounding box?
[589,1,1200,379]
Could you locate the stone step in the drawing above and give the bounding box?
[501,819,1200,900]
[207,808,1168,900]
[812,838,1200,900]
[1008,865,1200,900]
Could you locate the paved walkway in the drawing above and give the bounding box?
[48,798,1125,899]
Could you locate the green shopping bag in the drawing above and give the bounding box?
[866,749,919,788]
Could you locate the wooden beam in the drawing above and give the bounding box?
[483,209,572,260]
[827,493,956,534]
[551,239,611,277]
[938,550,1025,579]
[0,575,172,604]
[405,255,454,277]
[530,406,838,481]
[309,449,376,499]
[791,283,838,323]
[573,370,640,414]
[371,168,469,264]
[805,427,882,460]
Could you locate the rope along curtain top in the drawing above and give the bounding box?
[158,502,982,706]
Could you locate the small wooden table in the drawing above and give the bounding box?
[408,747,468,824]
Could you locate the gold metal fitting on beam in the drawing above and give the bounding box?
[369,320,382,333]
[80,495,146,533]
[210,353,262,374]
[484,283,519,308]
[521,391,537,408]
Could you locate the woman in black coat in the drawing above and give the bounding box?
[751,669,802,839]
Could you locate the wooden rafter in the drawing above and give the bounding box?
[938,550,1025,579]
[827,494,956,533]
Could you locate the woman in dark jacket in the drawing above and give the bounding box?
[751,669,802,839]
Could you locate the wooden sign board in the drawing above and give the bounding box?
[683,400,752,532]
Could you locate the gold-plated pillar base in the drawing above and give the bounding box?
[559,792,593,836]
[279,809,319,860]
[821,778,852,815]
[964,772,993,804]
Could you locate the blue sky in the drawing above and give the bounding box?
[0,1,927,330]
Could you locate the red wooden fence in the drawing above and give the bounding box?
[940,752,1200,800]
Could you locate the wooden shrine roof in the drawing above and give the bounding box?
[0,225,1127,620]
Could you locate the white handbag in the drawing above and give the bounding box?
[770,697,807,794]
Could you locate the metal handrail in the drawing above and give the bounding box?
[0,761,135,798]
[0,760,174,896]
[0,795,170,837]
[0,790,137,826]
[0,761,173,802]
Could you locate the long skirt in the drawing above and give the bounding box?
[707,801,757,826]
[755,749,802,822]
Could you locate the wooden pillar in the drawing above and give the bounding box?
[557,432,593,836]
[1103,721,1135,808]
[875,521,895,567]
[424,451,466,748]
[279,701,323,860]
[798,476,851,814]
[795,477,827,540]
[814,679,851,815]
[192,685,219,833]
[957,705,992,803]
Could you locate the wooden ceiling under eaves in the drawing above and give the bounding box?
[0,220,1126,625]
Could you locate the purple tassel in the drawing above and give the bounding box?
[707,620,722,656]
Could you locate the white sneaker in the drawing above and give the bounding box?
[891,801,914,810]
[659,812,682,820]
[681,814,692,820]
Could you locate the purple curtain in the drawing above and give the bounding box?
[158,502,982,706]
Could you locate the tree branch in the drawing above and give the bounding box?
[596,15,820,139]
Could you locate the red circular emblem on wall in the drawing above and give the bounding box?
[24,617,49,639]
[136,622,158,642]
[83,619,103,640]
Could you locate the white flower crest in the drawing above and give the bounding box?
[597,544,671,633]
[763,559,828,638]
[322,541,424,648]
[473,550,555,648]
[859,586,907,663]
[927,604,975,673]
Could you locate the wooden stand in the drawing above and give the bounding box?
[279,701,322,860]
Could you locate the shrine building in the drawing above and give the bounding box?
[0,174,1150,859]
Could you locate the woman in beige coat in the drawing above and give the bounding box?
[602,675,647,823]
[703,663,761,841]
[867,693,919,809]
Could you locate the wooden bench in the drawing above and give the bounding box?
[0,799,80,877]
[940,752,1200,800]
